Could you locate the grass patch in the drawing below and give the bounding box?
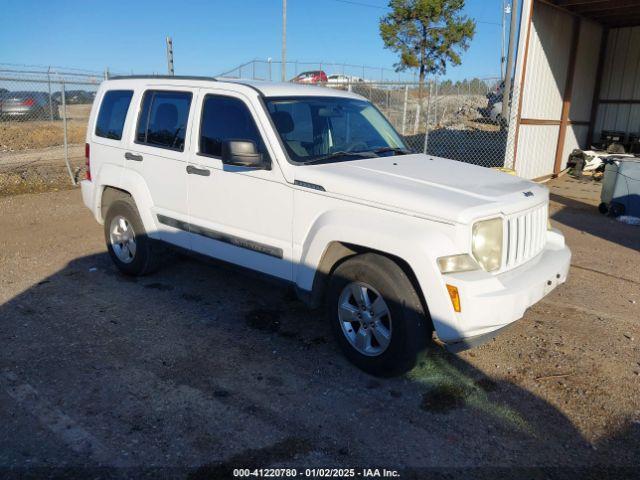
[408,349,534,435]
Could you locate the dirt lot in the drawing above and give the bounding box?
[0,105,90,153]
[0,104,90,196]
[0,120,86,153]
[0,176,638,478]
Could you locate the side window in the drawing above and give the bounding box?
[199,95,268,158]
[95,90,133,140]
[136,90,192,151]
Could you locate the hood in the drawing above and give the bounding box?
[294,154,548,224]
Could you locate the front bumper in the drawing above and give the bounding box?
[439,229,571,350]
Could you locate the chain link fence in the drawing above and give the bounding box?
[218,60,511,169]
[1,62,511,196]
[0,66,105,195]
[314,79,509,168]
[217,59,411,83]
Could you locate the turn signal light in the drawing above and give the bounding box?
[446,284,461,313]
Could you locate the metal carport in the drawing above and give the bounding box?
[507,0,640,179]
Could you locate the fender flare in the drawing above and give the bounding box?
[93,164,159,239]
[296,209,460,340]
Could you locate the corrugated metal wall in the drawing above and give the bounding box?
[503,0,533,171]
[515,1,573,179]
[594,26,640,141]
[517,124,560,179]
[561,19,602,169]
[513,1,602,179]
[520,3,573,121]
[571,20,601,122]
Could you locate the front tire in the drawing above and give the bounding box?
[104,199,159,276]
[327,253,429,377]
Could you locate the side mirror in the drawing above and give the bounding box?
[221,140,269,169]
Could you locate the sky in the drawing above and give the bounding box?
[0,0,512,81]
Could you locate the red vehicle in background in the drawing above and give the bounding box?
[290,70,328,84]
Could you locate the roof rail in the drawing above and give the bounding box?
[217,79,265,97]
[108,75,218,81]
[107,75,271,96]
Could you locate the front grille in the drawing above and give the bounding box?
[504,202,548,270]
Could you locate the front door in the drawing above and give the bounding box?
[186,89,293,280]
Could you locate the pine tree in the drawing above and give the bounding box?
[380,0,475,97]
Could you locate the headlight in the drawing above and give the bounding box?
[437,254,479,274]
[472,218,503,272]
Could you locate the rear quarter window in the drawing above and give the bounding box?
[95,90,134,140]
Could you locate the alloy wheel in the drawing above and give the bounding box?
[337,281,392,356]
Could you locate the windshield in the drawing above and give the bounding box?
[265,96,408,164]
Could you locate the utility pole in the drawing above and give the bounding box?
[281,0,287,82]
[166,36,175,75]
[502,0,518,121]
[501,0,506,81]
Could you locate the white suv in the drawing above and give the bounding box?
[81,76,571,376]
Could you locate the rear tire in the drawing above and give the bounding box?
[104,199,159,276]
[326,253,428,377]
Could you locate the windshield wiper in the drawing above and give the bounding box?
[303,151,375,165]
[371,147,411,156]
[302,147,409,165]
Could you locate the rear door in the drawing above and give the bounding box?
[186,89,293,280]
[124,87,196,249]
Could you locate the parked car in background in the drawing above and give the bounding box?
[81,76,570,376]
[0,91,59,120]
[290,70,328,84]
[327,74,364,84]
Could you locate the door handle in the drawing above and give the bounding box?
[124,152,143,162]
[186,165,210,176]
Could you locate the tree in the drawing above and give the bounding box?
[469,77,484,95]
[380,0,475,96]
[438,78,453,94]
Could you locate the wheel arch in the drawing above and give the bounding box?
[299,240,434,333]
[294,208,459,338]
[101,186,133,220]
[93,164,158,238]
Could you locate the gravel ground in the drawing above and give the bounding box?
[0,104,89,196]
[0,146,85,197]
[0,176,638,478]
[0,105,90,153]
